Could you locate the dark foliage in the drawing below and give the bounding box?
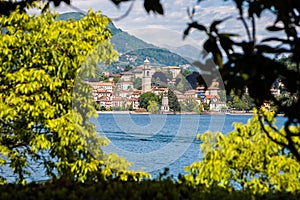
[0,178,300,200]
[186,72,201,89]
[168,89,181,113]
[152,72,168,84]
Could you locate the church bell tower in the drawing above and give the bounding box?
[142,58,151,93]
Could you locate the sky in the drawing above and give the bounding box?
[51,0,275,49]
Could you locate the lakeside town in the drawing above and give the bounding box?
[2,2,300,198]
[87,58,282,114]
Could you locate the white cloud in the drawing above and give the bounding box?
[48,0,275,48]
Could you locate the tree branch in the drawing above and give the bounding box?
[251,16,256,45]
[238,8,252,42]
[112,0,135,21]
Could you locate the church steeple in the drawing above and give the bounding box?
[142,58,151,93]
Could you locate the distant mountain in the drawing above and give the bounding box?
[161,44,202,61]
[118,48,191,66]
[59,12,155,53]
[58,12,192,69]
[57,12,85,21]
[110,27,156,53]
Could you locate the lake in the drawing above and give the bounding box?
[3,114,286,182]
[93,113,286,179]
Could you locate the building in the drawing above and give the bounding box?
[163,66,181,79]
[111,96,127,108]
[116,81,133,90]
[209,101,227,112]
[120,71,134,82]
[128,90,142,110]
[88,81,114,93]
[151,86,168,95]
[161,94,169,112]
[142,58,152,93]
[98,96,111,109]
[96,89,112,99]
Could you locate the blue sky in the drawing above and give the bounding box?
[52,0,275,49]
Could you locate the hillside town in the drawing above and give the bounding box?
[87,58,281,113]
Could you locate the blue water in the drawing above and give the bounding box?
[93,114,286,179]
[3,114,287,182]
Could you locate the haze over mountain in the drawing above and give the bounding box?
[160,44,202,61]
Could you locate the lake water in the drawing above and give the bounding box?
[3,114,286,182]
[93,113,286,179]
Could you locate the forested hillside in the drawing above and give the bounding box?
[59,12,192,70]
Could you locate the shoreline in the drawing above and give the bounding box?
[96,111,275,116]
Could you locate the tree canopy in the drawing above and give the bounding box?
[182,0,300,161]
[185,108,300,194]
[167,89,181,113]
[138,92,159,110]
[0,8,149,184]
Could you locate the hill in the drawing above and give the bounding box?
[110,30,156,53]
[59,12,192,70]
[57,12,85,21]
[118,48,191,66]
[162,44,202,61]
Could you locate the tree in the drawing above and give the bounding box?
[182,69,192,78]
[182,0,300,161]
[98,73,109,82]
[167,89,181,113]
[0,0,164,17]
[180,98,201,113]
[138,92,158,110]
[185,71,200,89]
[152,71,168,84]
[112,75,120,84]
[185,108,300,194]
[123,64,133,72]
[132,77,142,90]
[0,9,149,184]
[147,100,159,113]
[227,93,255,111]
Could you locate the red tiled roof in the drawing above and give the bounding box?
[196,86,205,90]
[174,90,182,95]
[207,86,220,90]
[112,97,125,101]
[99,96,110,101]
[97,89,112,93]
[184,90,197,95]
[88,81,114,86]
[205,94,220,99]
[132,90,142,94]
[152,87,168,91]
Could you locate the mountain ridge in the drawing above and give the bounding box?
[59,12,193,70]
